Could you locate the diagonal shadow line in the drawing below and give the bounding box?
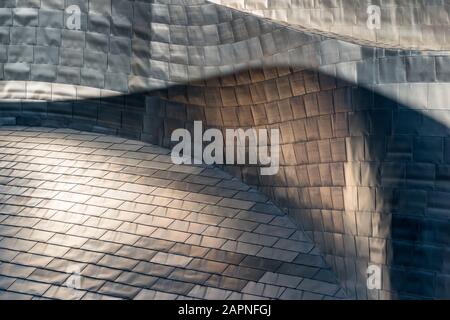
[0,64,449,300]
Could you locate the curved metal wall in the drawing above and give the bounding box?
[0,0,450,299]
[210,0,450,50]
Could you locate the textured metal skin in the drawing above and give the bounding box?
[0,127,345,300]
[0,0,449,299]
[210,0,450,51]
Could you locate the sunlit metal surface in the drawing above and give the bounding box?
[0,127,343,300]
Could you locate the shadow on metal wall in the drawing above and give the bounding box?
[0,68,449,300]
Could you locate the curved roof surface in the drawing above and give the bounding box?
[0,127,344,300]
